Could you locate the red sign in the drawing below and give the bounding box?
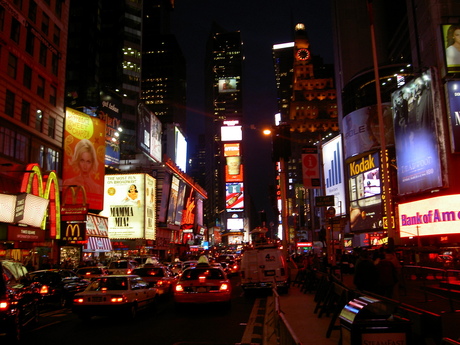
[8,225,45,242]
[297,242,313,247]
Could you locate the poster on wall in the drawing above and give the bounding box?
[63,108,106,211]
[342,103,393,159]
[348,152,382,232]
[442,24,460,74]
[144,174,156,240]
[102,174,151,239]
[391,70,443,195]
[446,81,460,153]
[167,176,180,224]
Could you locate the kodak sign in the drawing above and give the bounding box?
[349,153,376,176]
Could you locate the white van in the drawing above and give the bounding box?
[239,244,289,294]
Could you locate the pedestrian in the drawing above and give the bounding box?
[353,250,378,293]
[375,250,399,298]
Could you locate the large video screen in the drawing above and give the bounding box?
[218,78,237,93]
[348,152,382,231]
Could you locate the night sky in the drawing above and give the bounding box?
[171,0,334,226]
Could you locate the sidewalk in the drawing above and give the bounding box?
[275,284,341,345]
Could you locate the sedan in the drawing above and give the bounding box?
[75,266,109,280]
[132,265,177,296]
[174,264,232,307]
[72,275,158,320]
[29,269,90,308]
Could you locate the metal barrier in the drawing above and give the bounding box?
[265,287,303,345]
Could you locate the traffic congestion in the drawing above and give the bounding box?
[0,251,251,344]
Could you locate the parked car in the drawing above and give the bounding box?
[0,260,42,342]
[107,260,138,275]
[29,269,90,307]
[174,264,232,307]
[132,265,177,296]
[72,275,158,320]
[75,266,109,280]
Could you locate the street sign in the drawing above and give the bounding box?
[315,195,335,207]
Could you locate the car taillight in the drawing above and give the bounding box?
[175,284,184,292]
[0,301,9,310]
[233,265,238,270]
[40,285,49,295]
[198,275,206,283]
[157,280,164,286]
[73,298,84,304]
[220,283,229,291]
[127,269,132,274]
[110,296,126,303]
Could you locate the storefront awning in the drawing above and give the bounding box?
[83,236,112,252]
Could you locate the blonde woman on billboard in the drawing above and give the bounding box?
[446,25,460,66]
[64,139,102,194]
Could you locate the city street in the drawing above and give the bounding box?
[21,276,258,345]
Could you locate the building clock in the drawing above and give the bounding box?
[296,48,310,61]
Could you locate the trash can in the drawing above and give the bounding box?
[339,295,411,345]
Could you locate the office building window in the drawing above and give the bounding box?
[26,29,34,55]
[10,18,20,43]
[28,1,37,22]
[35,109,43,131]
[21,100,30,124]
[49,85,56,106]
[55,0,62,18]
[45,147,60,173]
[51,53,58,76]
[41,12,49,35]
[53,24,60,46]
[0,127,15,158]
[39,43,47,66]
[23,64,32,89]
[37,76,45,98]
[5,90,15,117]
[7,53,18,79]
[0,6,5,31]
[48,116,55,138]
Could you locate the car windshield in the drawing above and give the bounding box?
[77,268,103,275]
[109,261,128,269]
[133,268,164,277]
[181,268,224,280]
[87,277,128,291]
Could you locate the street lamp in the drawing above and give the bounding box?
[264,124,291,259]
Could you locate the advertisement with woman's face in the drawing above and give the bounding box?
[443,24,460,73]
[63,109,106,210]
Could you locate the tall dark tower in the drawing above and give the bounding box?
[204,24,246,245]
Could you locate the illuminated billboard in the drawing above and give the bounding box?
[392,70,443,195]
[442,24,460,74]
[225,158,243,182]
[446,81,460,153]
[102,173,156,240]
[398,194,460,238]
[175,127,187,173]
[218,78,237,93]
[166,176,180,224]
[322,135,346,216]
[223,143,241,157]
[137,103,162,163]
[221,125,242,141]
[227,217,244,231]
[348,152,382,231]
[98,94,121,166]
[342,103,393,159]
[63,108,106,211]
[226,182,244,210]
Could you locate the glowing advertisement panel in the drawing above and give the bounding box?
[218,78,237,93]
[392,70,442,195]
[63,108,106,211]
[226,182,244,210]
[144,174,156,240]
[174,181,186,226]
[221,125,242,142]
[175,127,187,173]
[446,81,460,153]
[227,218,244,231]
[442,24,460,74]
[322,135,346,216]
[223,143,240,157]
[348,152,382,232]
[398,195,460,237]
[98,96,121,166]
[342,103,393,159]
[166,176,180,224]
[137,103,162,163]
[102,174,154,239]
[225,160,244,182]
